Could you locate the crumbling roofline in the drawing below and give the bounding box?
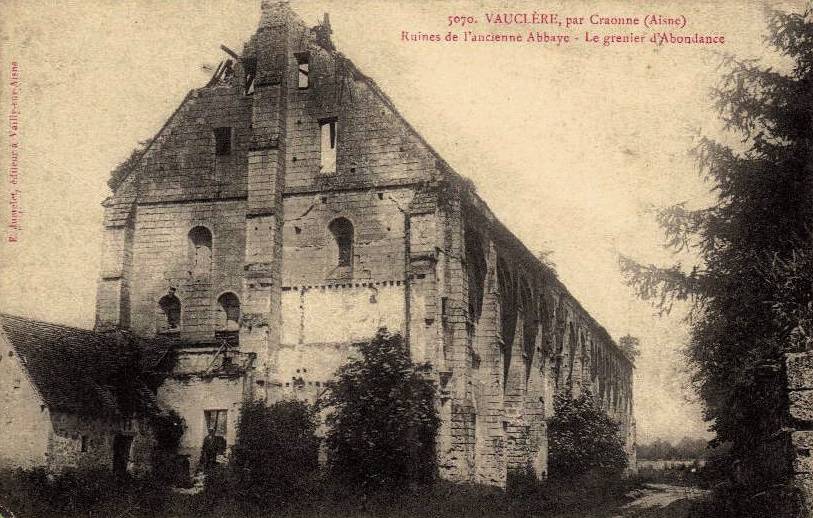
[108,90,196,193]
[330,53,456,180]
[325,34,629,362]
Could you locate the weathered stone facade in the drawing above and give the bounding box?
[785,351,813,513]
[45,412,155,477]
[96,1,635,486]
[0,326,50,470]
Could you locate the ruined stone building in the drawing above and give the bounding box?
[38,1,633,484]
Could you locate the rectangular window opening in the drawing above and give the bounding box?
[319,118,337,174]
[81,435,88,452]
[296,53,310,89]
[204,409,228,437]
[243,58,257,95]
[214,127,232,156]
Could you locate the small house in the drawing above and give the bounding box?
[0,314,161,476]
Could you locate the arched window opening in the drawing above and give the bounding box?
[328,218,354,268]
[519,278,537,383]
[567,323,578,387]
[158,291,181,331]
[497,257,517,390]
[188,226,213,277]
[216,292,241,331]
[465,228,487,322]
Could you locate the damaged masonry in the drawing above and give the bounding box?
[1,1,634,486]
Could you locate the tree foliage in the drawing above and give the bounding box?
[228,399,319,502]
[618,335,641,363]
[547,391,628,479]
[322,329,440,489]
[108,139,152,191]
[637,436,710,460]
[620,9,813,458]
[149,409,186,452]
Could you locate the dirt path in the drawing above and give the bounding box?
[610,483,709,518]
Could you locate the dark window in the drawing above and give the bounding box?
[243,57,257,95]
[296,52,310,89]
[159,292,181,330]
[328,217,353,267]
[81,435,88,452]
[188,226,213,277]
[320,119,337,173]
[205,409,228,437]
[214,127,231,155]
[217,292,241,331]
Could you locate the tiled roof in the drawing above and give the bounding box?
[0,313,163,418]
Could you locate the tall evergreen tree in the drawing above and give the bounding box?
[620,8,813,460]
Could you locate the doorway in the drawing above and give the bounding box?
[112,434,133,476]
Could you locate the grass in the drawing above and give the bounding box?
[0,469,647,518]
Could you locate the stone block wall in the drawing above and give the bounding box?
[155,348,254,472]
[46,412,154,477]
[280,25,438,194]
[430,187,636,485]
[785,350,813,513]
[0,333,50,470]
[128,200,247,342]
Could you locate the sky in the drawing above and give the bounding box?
[0,0,805,444]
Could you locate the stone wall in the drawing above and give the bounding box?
[0,333,50,470]
[155,348,254,472]
[128,200,247,343]
[785,350,813,513]
[46,412,154,476]
[430,187,636,485]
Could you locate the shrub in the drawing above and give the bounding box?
[150,408,186,452]
[149,409,188,484]
[506,463,541,496]
[323,328,440,489]
[228,399,319,503]
[547,390,628,479]
[12,467,121,513]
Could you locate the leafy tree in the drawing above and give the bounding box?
[228,399,319,503]
[322,328,440,489]
[108,138,151,190]
[618,335,640,363]
[547,390,628,479]
[620,8,813,464]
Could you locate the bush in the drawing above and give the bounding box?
[5,467,169,515]
[506,463,541,496]
[15,467,117,513]
[323,328,440,489]
[149,409,188,484]
[227,399,319,503]
[547,390,628,479]
[150,408,186,452]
